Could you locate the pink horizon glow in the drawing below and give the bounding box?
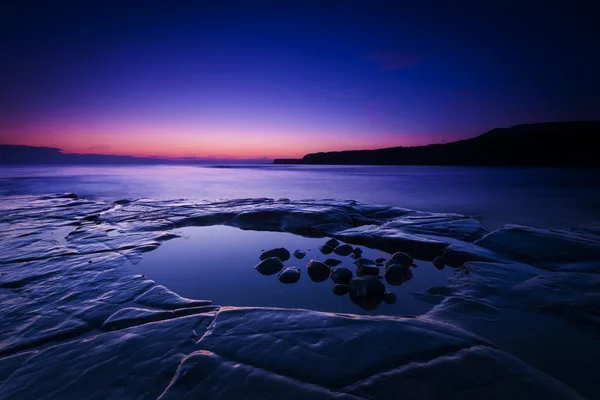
[1,122,475,159]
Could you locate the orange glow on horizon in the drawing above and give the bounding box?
[0,120,471,159]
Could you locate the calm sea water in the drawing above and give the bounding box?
[1,164,599,229]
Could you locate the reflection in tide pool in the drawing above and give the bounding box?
[133,225,453,316]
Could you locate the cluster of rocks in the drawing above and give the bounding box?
[254,239,446,311]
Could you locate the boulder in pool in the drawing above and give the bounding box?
[325,238,340,248]
[259,247,290,261]
[306,260,331,282]
[277,267,301,284]
[352,247,363,257]
[324,258,342,267]
[254,257,284,275]
[384,291,397,304]
[349,276,386,311]
[331,266,353,285]
[354,258,380,276]
[333,244,353,256]
[433,256,445,270]
[293,249,306,259]
[375,257,387,265]
[385,251,414,269]
[332,284,350,296]
[319,245,334,255]
[384,263,414,285]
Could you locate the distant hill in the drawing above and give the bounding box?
[273,121,600,167]
[0,145,268,165]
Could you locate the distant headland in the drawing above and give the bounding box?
[274,121,600,167]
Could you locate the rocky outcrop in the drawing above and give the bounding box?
[0,194,597,398]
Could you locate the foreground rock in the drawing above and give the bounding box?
[324,258,342,267]
[306,260,331,282]
[349,276,386,311]
[319,245,334,254]
[259,247,291,261]
[384,264,414,285]
[293,249,306,259]
[385,251,414,269]
[332,284,350,296]
[254,257,284,275]
[277,267,301,284]
[0,194,596,398]
[331,266,353,285]
[333,243,353,256]
[354,258,379,276]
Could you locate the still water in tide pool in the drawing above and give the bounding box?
[132,225,453,316]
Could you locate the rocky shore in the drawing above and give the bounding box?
[1,194,598,398]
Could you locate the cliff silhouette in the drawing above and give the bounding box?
[274,121,600,167]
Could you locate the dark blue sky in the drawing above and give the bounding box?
[1,0,598,158]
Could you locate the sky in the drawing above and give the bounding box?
[1,0,599,159]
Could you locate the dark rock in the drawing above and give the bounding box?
[384,291,397,304]
[352,247,363,256]
[324,258,342,267]
[333,244,353,256]
[354,258,380,276]
[332,284,350,296]
[349,276,386,311]
[375,257,386,265]
[278,267,301,284]
[306,260,331,282]
[82,214,99,222]
[385,252,414,269]
[331,266,353,285]
[325,238,340,248]
[384,264,414,285]
[433,256,445,270]
[259,248,290,261]
[293,250,306,259]
[319,245,334,255]
[254,257,284,275]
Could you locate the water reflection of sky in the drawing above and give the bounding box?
[132,226,453,316]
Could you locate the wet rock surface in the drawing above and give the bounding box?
[332,284,350,296]
[324,258,342,267]
[319,244,334,254]
[349,276,386,311]
[259,247,291,261]
[293,249,306,259]
[277,267,301,284]
[254,257,284,275]
[384,264,414,285]
[306,260,331,282]
[354,258,380,276]
[331,266,353,285]
[0,194,596,398]
[386,251,414,269]
[333,243,353,256]
[325,238,340,248]
[433,256,445,270]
